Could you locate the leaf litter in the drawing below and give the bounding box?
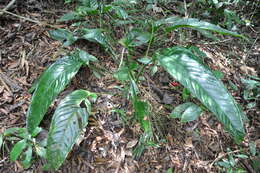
[0,1,259,173]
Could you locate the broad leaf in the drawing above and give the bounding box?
[170,102,202,122]
[58,12,81,22]
[46,90,96,170]
[156,17,245,39]
[111,6,129,19]
[27,54,84,133]
[119,29,151,48]
[48,29,77,46]
[81,29,110,49]
[157,47,245,143]
[78,50,98,65]
[10,139,27,161]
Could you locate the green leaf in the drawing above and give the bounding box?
[58,12,81,22]
[235,154,248,159]
[31,127,42,137]
[10,139,27,161]
[114,66,130,81]
[82,29,110,49]
[78,50,98,65]
[48,29,77,46]
[4,127,26,136]
[46,90,96,170]
[21,145,32,169]
[170,102,202,122]
[26,54,84,133]
[249,142,256,156]
[156,17,245,39]
[137,57,152,65]
[4,127,29,139]
[213,70,224,79]
[35,145,47,158]
[112,6,129,19]
[157,47,245,143]
[119,29,151,48]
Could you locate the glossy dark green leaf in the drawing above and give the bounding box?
[46,90,96,170]
[27,54,84,133]
[156,17,245,39]
[171,102,202,122]
[82,29,110,48]
[10,139,27,161]
[21,145,32,169]
[48,29,77,46]
[157,47,245,143]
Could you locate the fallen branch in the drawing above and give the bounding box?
[0,9,61,29]
[0,0,16,16]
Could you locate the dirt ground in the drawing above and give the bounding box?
[0,1,259,173]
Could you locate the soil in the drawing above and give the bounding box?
[0,1,259,173]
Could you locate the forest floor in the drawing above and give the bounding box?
[0,1,259,173]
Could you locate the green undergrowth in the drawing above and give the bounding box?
[1,0,259,171]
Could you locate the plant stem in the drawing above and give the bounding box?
[136,23,155,81]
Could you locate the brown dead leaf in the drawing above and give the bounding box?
[126,139,138,149]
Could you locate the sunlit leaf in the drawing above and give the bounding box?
[27,53,84,133]
[10,139,27,161]
[46,90,96,170]
[157,46,245,143]
[156,17,245,39]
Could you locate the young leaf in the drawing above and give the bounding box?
[156,17,245,39]
[10,139,27,161]
[46,90,96,170]
[27,54,84,133]
[157,47,245,143]
[171,102,202,122]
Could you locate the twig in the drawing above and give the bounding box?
[209,150,241,168]
[118,47,125,68]
[0,72,12,93]
[0,0,16,16]
[0,9,61,29]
